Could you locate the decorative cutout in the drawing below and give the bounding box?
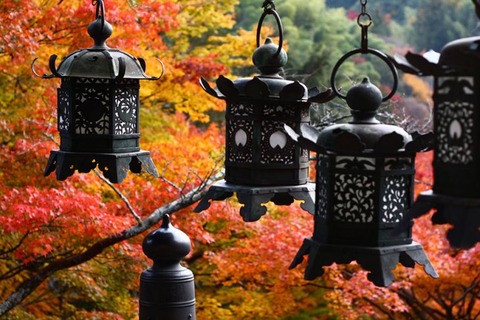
[234,129,248,147]
[74,79,111,135]
[269,130,287,149]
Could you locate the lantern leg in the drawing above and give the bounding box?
[44,150,158,183]
[290,238,438,287]
[194,180,315,222]
[408,190,480,249]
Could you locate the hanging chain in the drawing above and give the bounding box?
[357,0,372,52]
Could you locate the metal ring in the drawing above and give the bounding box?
[357,12,372,27]
[256,8,284,57]
[330,48,398,102]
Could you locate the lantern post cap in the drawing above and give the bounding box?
[142,215,192,264]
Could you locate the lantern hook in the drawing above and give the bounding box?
[92,0,106,31]
[140,58,165,80]
[256,1,283,58]
[330,48,398,102]
[31,55,61,79]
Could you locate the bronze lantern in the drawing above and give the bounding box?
[33,0,159,183]
[194,1,334,222]
[392,2,480,249]
[287,3,438,286]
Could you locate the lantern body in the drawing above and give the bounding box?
[58,77,140,153]
[224,83,310,186]
[433,75,479,196]
[37,15,159,183]
[287,78,437,287]
[393,36,480,248]
[194,32,334,221]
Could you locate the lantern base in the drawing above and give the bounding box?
[289,238,438,287]
[193,180,315,221]
[44,150,158,183]
[409,190,480,249]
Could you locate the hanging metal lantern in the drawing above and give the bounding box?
[32,0,160,183]
[286,2,438,287]
[391,2,480,249]
[194,1,334,222]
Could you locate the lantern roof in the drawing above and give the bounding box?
[200,37,334,104]
[33,1,160,81]
[392,36,480,76]
[199,3,335,104]
[285,77,432,155]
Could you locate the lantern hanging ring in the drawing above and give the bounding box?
[256,0,283,58]
[330,48,399,102]
[92,0,106,31]
[357,0,372,52]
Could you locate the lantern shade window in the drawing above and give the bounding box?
[33,0,160,183]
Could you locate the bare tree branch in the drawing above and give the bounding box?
[0,170,223,316]
[93,168,142,224]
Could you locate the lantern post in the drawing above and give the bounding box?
[392,1,480,249]
[286,1,438,286]
[194,1,334,222]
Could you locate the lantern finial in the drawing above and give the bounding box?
[87,0,113,49]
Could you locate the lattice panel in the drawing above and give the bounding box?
[114,88,138,135]
[333,157,376,223]
[74,85,110,134]
[437,100,474,164]
[228,103,254,116]
[382,175,410,224]
[260,120,295,164]
[263,103,297,117]
[58,89,71,132]
[436,76,475,164]
[316,154,330,217]
[384,157,412,170]
[227,119,254,163]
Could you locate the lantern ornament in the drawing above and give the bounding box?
[286,3,437,287]
[391,1,480,249]
[194,1,334,222]
[32,0,160,183]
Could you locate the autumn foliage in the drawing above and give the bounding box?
[0,0,479,319]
